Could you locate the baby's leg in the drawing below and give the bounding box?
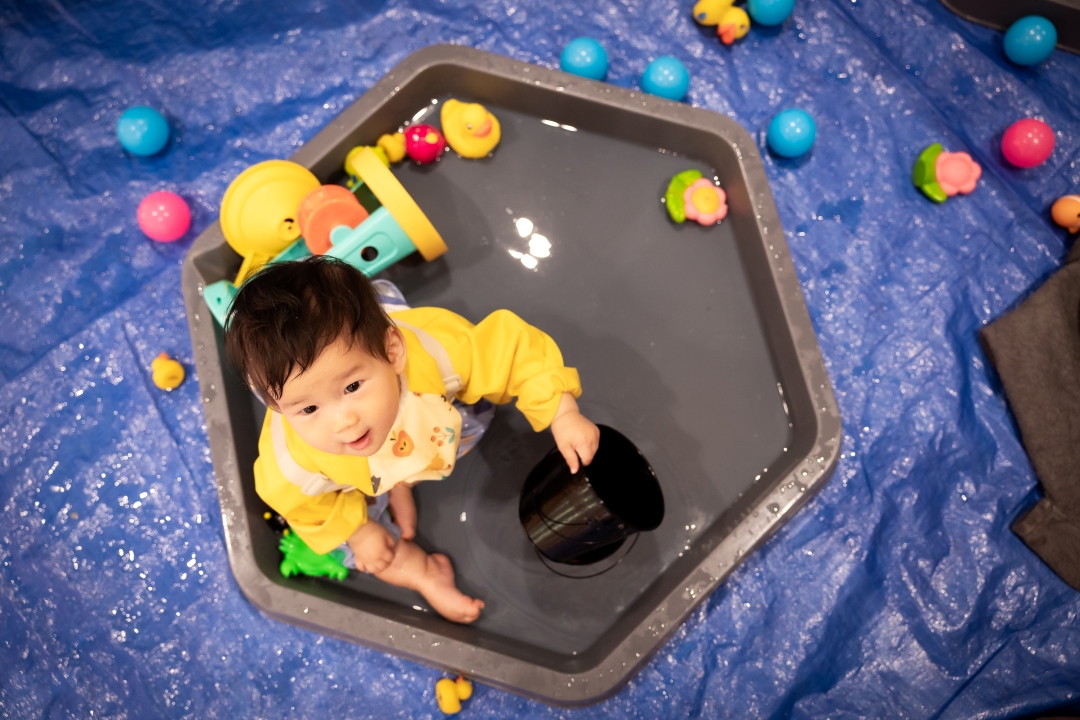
[374,541,484,624]
[386,483,416,540]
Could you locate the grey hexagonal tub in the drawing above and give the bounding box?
[182,44,841,706]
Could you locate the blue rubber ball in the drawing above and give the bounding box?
[641,56,690,102]
[747,0,795,27]
[1003,16,1057,66]
[560,37,609,81]
[767,108,816,158]
[117,106,170,156]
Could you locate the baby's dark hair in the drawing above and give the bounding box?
[223,256,392,405]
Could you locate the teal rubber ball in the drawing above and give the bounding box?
[747,0,794,27]
[641,56,690,102]
[117,106,170,156]
[767,108,816,158]
[1003,16,1057,66]
[560,37,608,81]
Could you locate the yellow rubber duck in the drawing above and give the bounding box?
[440,99,501,159]
[718,7,751,44]
[151,353,185,391]
[435,675,473,714]
[692,0,735,26]
[377,132,407,163]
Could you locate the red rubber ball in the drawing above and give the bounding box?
[404,123,446,164]
[1001,119,1055,168]
[137,191,191,242]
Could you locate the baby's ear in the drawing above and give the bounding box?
[386,327,407,373]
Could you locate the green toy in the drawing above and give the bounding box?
[279,530,349,581]
[912,143,948,204]
[664,169,704,223]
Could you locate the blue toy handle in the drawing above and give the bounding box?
[203,206,419,328]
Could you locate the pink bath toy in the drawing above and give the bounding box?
[935,152,981,197]
[404,123,446,164]
[137,191,191,242]
[1002,119,1054,168]
[683,178,728,226]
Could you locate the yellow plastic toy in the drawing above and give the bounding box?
[692,0,735,26]
[151,353,185,390]
[440,99,502,159]
[377,132,407,163]
[345,145,389,178]
[435,676,473,714]
[349,147,448,261]
[219,160,320,285]
[718,7,751,44]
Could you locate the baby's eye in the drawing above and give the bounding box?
[301,405,317,415]
[345,381,361,394]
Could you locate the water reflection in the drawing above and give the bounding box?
[541,119,578,132]
[508,250,539,269]
[528,234,550,258]
[506,217,552,271]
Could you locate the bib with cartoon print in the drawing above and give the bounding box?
[367,379,462,495]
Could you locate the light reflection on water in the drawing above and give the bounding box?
[506,216,552,270]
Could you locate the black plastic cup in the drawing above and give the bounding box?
[519,425,664,566]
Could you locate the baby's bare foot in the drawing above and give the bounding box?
[419,553,485,624]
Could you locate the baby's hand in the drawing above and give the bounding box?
[550,393,600,474]
[346,521,396,574]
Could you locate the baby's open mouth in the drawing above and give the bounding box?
[348,429,372,451]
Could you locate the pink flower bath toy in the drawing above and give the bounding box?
[913,144,981,204]
[682,178,728,226]
[935,151,981,197]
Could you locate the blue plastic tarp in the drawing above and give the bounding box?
[1,0,1079,716]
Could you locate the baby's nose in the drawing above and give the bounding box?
[333,409,359,432]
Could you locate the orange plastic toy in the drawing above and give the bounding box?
[1051,195,1080,234]
[298,185,370,254]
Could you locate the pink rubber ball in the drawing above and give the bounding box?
[404,123,446,164]
[1001,119,1055,168]
[137,191,191,242]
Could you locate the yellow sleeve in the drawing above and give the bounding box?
[396,307,582,431]
[253,413,368,555]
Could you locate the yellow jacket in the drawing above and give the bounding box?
[253,307,582,554]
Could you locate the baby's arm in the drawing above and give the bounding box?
[550,392,600,473]
[346,521,395,574]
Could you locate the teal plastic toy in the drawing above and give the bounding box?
[279,531,349,580]
[1003,16,1057,66]
[117,106,170,156]
[560,37,609,81]
[641,57,690,102]
[204,204,421,327]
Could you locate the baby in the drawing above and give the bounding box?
[224,256,600,623]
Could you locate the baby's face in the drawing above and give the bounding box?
[276,330,406,457]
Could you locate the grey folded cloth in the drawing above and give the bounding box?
[981,241,1080,592]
